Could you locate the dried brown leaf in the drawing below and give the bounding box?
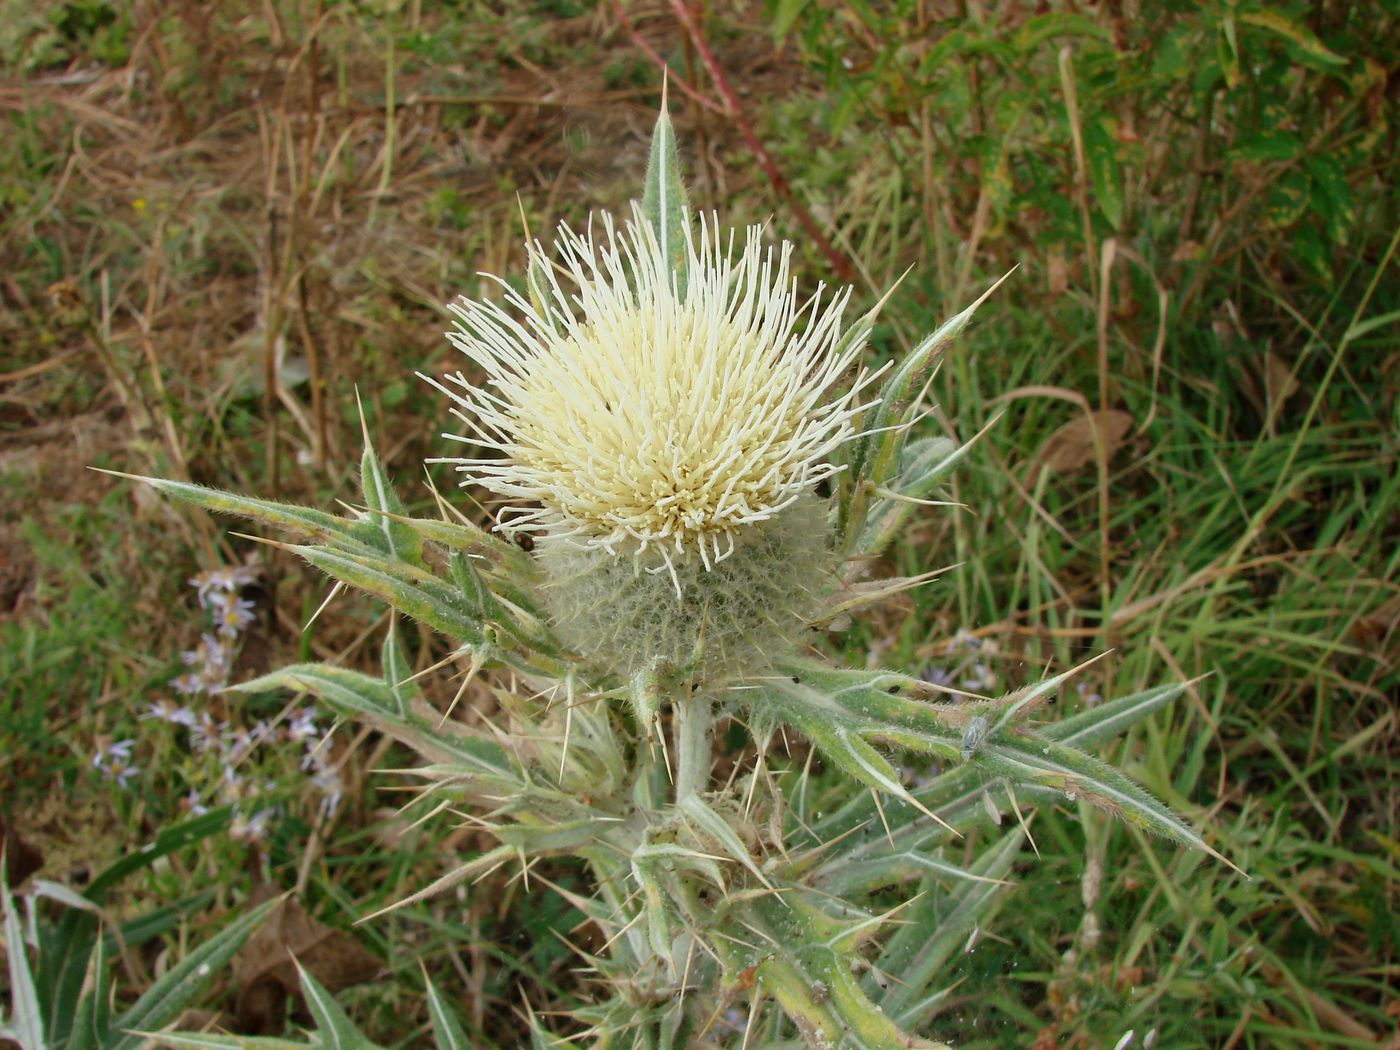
[1031,409,1134,475]
[233,891,382,1033]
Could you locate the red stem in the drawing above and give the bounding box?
[639,0,860,284]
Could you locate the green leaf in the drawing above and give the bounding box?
[976,733,1208,851]
[1012,11,1110,51]
[1043,681,1187,750]
[1228,130,1304,162]
[108,897,280,1050]
[358,423,423,566]
[840,277,1009,546]
[1239,9,1348,72]
[289,543,489,648]
[874,830,1024,1025]
[641,98,691,296]
[425,978,472,1050]
[678,796,771,888]
[233,664,515,782]
[1083,118,1124,230]
[858,435,969,555]
[720,892,952,1050]
[296,960,386,1050]
[771,0,811,41]
[85,806,235,902]
[380,621,416,718]
[65,932,110,1050]
[138,1035,313,1049]
[2,880,44,1050]
[113,474,363,549]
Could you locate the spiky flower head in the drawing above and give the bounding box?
[428,208,870,574]
[424,114,881,680]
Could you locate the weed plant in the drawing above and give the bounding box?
[99,104,1239,1049]
[1,3,1395,1047]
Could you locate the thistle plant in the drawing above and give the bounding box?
[123,105,1231,1049]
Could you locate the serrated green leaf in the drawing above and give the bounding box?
[721,892,951,1050]
[109,897,279,1050]
[813,846,1003,898]
[841,279,1007,546]
[858,436,969,555]
[976,734,1206,851]
[641,101,691,296]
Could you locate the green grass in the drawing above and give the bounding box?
[2,0,1396,1046]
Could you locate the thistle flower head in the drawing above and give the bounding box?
[427,207,871,572]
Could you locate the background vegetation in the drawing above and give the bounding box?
[1,0,1395,1046]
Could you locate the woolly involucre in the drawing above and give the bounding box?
[426,207,873,583]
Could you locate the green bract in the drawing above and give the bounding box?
[125,103,1231,1050]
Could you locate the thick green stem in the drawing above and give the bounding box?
[674,693,713,801]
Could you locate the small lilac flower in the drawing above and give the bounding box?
[181,634,227,673]
[190,714,225,753]
[190,567,239,606]
[310,766,344,817]
[172,672,206,695]
[142,700,200,726]
[214,596,256,638]
[287,707,318,743]
[230,808,274,842]
[183,790,209,817]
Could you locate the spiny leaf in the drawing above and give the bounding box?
[104,472,363,548]
[1044,680,1190,749]
[975,733,1216,856]
[857,435,972,555]
[641,91,691,296]
[288,543,489,647]
[357,406,423,567]
[844,271,1012,497]
[233,664,516,782]
[678,796,771,888]
[874,830,1024,1023]
[108,897,280,1050]
[721,893,952,1050]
